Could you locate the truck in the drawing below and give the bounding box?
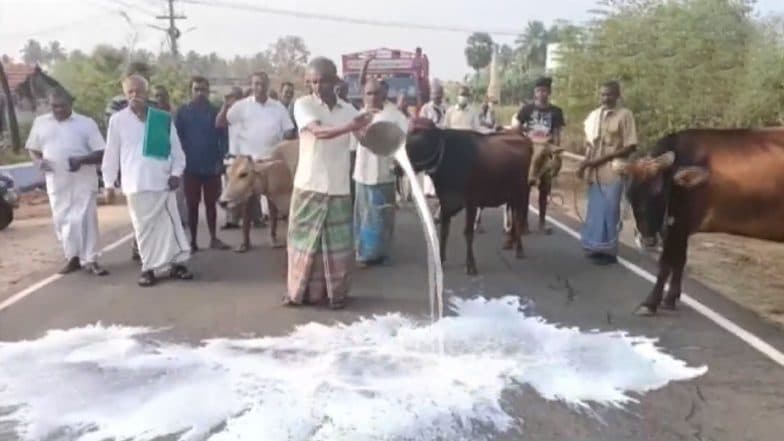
[341,48,429,110]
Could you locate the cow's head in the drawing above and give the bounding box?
[613,151,709,247]
[405,117,443,173]
[219,156,288,208]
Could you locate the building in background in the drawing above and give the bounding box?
[545,43,563,73]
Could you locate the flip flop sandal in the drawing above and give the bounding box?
[171,265,194,280]
[138,271,156,287]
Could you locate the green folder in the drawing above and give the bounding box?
[142,107,172,159]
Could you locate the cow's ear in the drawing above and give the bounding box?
[253,160,284,174]
[673,166,710,188]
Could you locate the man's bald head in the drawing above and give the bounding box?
[363,77,388,110]
[307,57,338,103]
[122,74,149,93]
[308,57,338,79]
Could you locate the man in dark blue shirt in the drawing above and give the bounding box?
[175,76,230,251]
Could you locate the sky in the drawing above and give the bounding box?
[1,0,783,81]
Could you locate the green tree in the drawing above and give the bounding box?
[554,0,774,145]
[464,32,494,74]
[45,41,66,65]
[267,35,310,83]
[20,39,45,66]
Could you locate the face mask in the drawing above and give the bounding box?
[457,96,469,106]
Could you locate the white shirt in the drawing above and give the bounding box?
[25,112,105,194]
[354,102,408,185]
[228,125,240,156]
[293,95,358,195]
[227,96,294,160]
[102,107,186,195]
[419,101,447,128]
[445,105,481,131]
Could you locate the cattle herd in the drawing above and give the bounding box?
[222,117,784,317]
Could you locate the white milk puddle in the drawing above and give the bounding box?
[0,296,707,441]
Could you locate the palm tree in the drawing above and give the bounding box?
[20,39,45,66]
[45,41,66,65]
[465,32,495,80]
[515,21,550,71]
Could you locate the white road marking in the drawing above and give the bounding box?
[530,205,784,367]
[0,233,135,313]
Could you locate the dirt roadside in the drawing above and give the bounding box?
[549,161,784,328]
[0,191,132,297]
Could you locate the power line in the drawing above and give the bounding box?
[178,0,522,37]
[0,12,115,38]
[156,0,187,56]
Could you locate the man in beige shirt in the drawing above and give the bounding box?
[578,80,638,264]
[445,86,481,131]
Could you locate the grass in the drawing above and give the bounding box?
[0,147,31,166]
[0,122,33,166]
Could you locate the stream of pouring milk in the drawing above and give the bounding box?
[393,147,444,325]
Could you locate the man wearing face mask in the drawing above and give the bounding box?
[445,86,481,131]
[175,76,230,252]
[445,86,483,228]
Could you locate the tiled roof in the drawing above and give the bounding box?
[1,63,36,90]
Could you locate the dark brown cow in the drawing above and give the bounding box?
[405,118,533,275]
[615,128,784,315]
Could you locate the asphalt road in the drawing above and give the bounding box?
[1,203,783,441]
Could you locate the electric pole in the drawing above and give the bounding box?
[156,0,186,57]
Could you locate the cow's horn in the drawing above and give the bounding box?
[360,120,407,157]
[652,151,676,171]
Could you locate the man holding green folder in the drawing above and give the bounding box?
[102,75,193,287]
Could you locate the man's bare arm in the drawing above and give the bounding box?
[215,96,237,129]
[552,127,562,146]
[302,112,374,141]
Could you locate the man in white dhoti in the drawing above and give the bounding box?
[26,88,108,276]
[102,75,193,287]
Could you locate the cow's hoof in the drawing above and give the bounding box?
[540,226,553,235]
[515,250,525,259]
[271,239,285,249]
[634,304,657,316]
[466,266,478,276]
[661,299,678,311]
[501,241,513,250]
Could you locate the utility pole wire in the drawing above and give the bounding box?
[156,0,187,57]
[178,0,521,36]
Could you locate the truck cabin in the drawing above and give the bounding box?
[341,48,429,110]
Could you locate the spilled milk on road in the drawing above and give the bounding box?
[0,121,708,440]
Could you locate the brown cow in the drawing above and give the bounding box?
[219,140,299,250]
[614,128,784,315]
[405,118,533,275]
